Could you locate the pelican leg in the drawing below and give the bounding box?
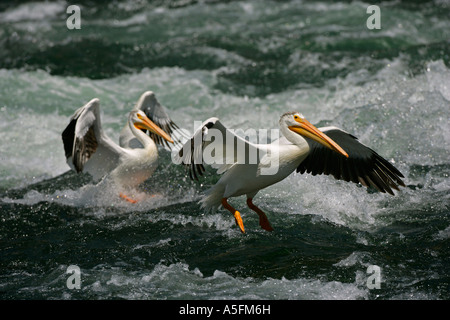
[119,193,138,204]
[221,198,245,233]
[246,198,274,232]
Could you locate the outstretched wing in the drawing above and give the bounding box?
[173,117,263,180]
[135,91,182,149]
[297,126,405,195]
[62,98,122,181]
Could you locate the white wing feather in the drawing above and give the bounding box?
[62,98,123,181]
[173,117,265,179]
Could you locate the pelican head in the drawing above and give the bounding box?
[131,110,174,144]
[280,111,348,157]
[136,91,158,110]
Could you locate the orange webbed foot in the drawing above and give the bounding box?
[119,193,138,204]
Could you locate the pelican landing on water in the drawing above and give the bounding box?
[62,91,180,203]
[174,111,405,233]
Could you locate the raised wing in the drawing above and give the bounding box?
[173,117,263,180]
[62,98,122,181]
[135,91,182,148]
[297,126,405,195]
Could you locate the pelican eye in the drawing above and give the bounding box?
[137,113,144,120]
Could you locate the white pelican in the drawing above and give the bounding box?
[62,91,178,202]
[174,111,405,233]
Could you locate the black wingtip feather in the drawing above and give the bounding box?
[297,128,405,195]
[62,118,77,159]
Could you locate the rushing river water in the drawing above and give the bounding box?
[0,0,449,300]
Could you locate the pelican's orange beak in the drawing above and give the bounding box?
[135,113,174,144]
[289,118,348,158]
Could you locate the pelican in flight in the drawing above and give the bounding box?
[174,111,405,233]
[62,91,178,202]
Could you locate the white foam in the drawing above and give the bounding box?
[333,252,373,268]
[2,181,196,210]
[426,60,450,102]
[433,226,450,240]
[82,261,368,300]
[0,1,65,22]
[0,107,69,189]
[255,173,384,229]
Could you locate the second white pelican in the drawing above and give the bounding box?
[174,111,405,233]
[62,92,177,202]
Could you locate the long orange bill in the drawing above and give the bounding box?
[289,119,348,158]
[135,113,174,143]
